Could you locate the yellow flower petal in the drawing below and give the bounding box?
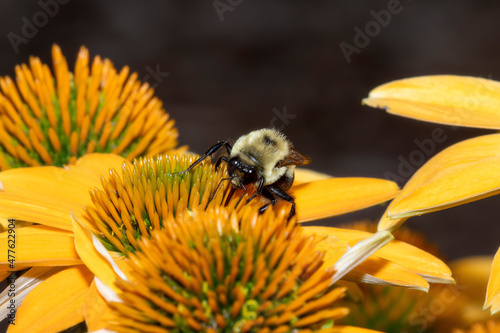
[306,228,428,290]
[372,236,453,284]
[323,327,383,333]
[331,230,394,284]
[292,178,399,222]
[0,264,29,276]
[8,265,93,333]
[345,257,429,292]
[65,153,128,185]
[486,247,500,314]
[387,134,500,219]
[0,226,80,265]
[72,213,124,292]
[305,226,452,287]
[0,271,10,281]
[0,267,64,319]
[0,153,125,231]
[294,168,332,184]
[84,280,116,332]
[377,213,407,232]
[363,75,500,129]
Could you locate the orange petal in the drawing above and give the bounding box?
[323,327,384,333]
[387,134,500,219]
[0,267,64,319]
[0,153,127,231]
[339,222,454,283]
[84,280,116,331]
[0,218,33,232]
[65,153,128,188]
[377,213,408,232]
[0,226,81,266]
[305,226,452,288]
[8,265,93,333]
[0,271,10,282]
[331,230,394,284]
[363,75,500,129]
[345,257,429,291]
[294,168,332,184]
[374,238,453,284]
[0,264,29,275]
[486,247,500,314]
[303,228,429,290]
[72,213,125,292]
[292,178,399,222]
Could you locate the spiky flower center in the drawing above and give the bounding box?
[0,44,179,170]
[107,207,348,333]
[84,154,254,254]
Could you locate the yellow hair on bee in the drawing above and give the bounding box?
[231,128,291,185]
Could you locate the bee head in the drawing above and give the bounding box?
[227,157,260,188]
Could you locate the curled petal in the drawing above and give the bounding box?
[305,226,453,288]
[331,230,393,284]
[345,257,429,292]
[377,212,408,232]
[387,134,500,219]
[363,75,500,129]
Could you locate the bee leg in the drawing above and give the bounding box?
[174,141,232,175]
[214,156,229,170]
[246,177,265,204]
[266,186,296,220]
[258,187,277,214]
[208,176,233,204]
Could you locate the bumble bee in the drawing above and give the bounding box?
[177,128,311,218]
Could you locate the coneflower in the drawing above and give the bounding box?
[100,207,353,333]
[0,44,180,170]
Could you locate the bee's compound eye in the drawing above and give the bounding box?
[227,158,239,175]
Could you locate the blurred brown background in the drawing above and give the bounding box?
[0,0,498,260]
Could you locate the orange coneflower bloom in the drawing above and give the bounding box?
[363,75,500,314]
[0,153,452,332]
[76,205,384,332]
[0,44,181,171]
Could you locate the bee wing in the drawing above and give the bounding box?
[277,148,311,167]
